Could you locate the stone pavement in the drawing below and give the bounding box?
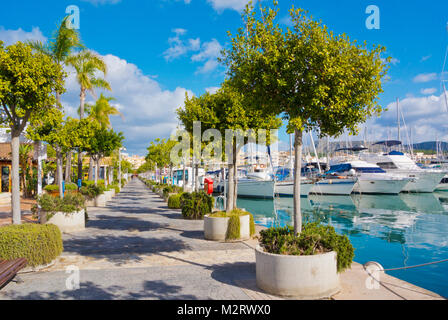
[0,178,444,300]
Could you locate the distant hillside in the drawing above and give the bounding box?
[408,141,448,152]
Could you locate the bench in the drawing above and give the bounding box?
[0,258,27,289]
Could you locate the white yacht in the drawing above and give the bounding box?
[327,160,411,194]
[275,178,315,197]
[310,176,357,195]
[360,149,446,193]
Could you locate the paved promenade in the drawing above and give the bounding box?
[0,178,444,300]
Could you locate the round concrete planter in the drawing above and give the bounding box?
[46,209,85,233]
[204,215,250,241]
[255,245,339,299]
[104,190,114,202]
[85,198,95,207]
[95,194,107,207]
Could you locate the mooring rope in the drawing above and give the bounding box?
[365,258,448,272]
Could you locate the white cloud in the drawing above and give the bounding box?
[421,88,437,95]
[413,73,438,83]
[0,26,47,46]
[206,86,220,94]
[207,0,254,12]
[365,94,448,143]
[163,30,223,74]
[421,55,432,62]
[62,54,192,155]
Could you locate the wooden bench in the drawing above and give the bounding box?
[0,258,27,289]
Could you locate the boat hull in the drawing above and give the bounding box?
[216,180,275,199]
[275,181,314,197]
[396,171,446,193]
[311,179,356,195]
[353,176,410,194]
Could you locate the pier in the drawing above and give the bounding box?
[0,178,443,300]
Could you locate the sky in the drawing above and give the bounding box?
[1,0,448,156]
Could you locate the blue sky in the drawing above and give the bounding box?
[1,0,448,155]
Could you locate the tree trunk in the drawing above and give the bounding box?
[95,158,100,187]
[226,142,235,213]
[88,156,94,181]
[293,128,303,236]
[233,143,238,210]
[77,88,86,182]
[65,150,72,182]
[56,151,64,199]
[104,166,108,188]
[11,130,21,225]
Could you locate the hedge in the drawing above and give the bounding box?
[180,191,214,220]
[168,193,182,209]
[0,224,63,267]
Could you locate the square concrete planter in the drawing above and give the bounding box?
[255,245,339,299]
[46,209,85,233]
[104,190,114,202]
[95,194,107,207]
[85,198,95,207]
[204,214,250,241]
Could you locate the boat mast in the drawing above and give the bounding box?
[397,98,401,151]
[309,131,322,173]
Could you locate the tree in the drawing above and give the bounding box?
[84,94,123,129]
[28,109,76,198]
[222,2,389,233]
[83,127,124,186]
[146,138,177,182]
[28,15,83,183]
[177,82,281,211]
[66,50,111,181]
[18,144,33,198]
[0,41,65,224]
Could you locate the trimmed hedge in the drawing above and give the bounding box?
[168,193,182,209]
[259,222,355,273]
[0,224,63,267]
[180,191,214,220]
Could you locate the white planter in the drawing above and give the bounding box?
[204,215,250,241]
[95,194,107,207]
[85,198,95,207]
[104,190,114,201]
[255,245,339,299]
[46,209,85,233]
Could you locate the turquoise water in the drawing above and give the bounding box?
[233,193,448,298]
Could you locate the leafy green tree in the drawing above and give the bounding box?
[83,127,124,186]
[28,15,83,182]
[146,138,177,182]
[66,50,111,181]
[0,41,65,223]
[177,81,281,211]
[222,2,389,233]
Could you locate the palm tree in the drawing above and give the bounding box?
[83,94,124,129]
[66,50,111,181]
[29,16,83,184]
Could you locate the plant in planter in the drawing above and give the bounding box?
[168,193,182,209]
[180,191,214,220]
[32,193,86,233]
[205,209,256,241]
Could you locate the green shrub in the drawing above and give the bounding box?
[180,191,214,220]
[163,186,174,198]
[0,224,63,267]
[259,223,354,273]
[226,215,240,240]
[32,193,86,220]
[65,182,78,191]
[44,184,59,192]
[79,184,105,199]
[210,209,256,240]
[168,193,182,209]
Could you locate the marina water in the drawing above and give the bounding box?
[222,192,448,298]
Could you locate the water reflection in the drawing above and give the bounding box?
[236,192,448,297]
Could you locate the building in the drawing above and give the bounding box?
[122,153,146,170]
